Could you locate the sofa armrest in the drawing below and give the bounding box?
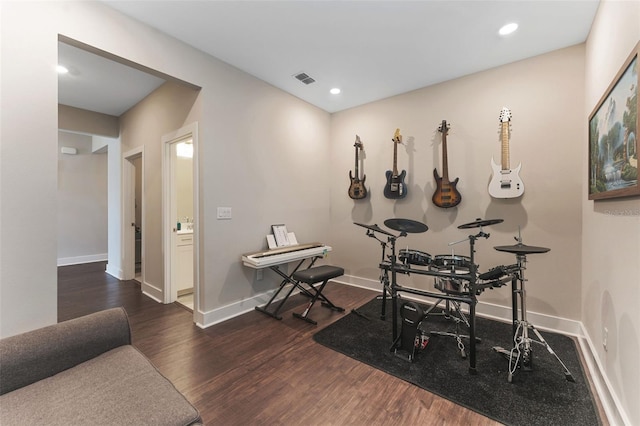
[0,307,131,395]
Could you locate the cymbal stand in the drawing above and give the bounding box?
[366,229,390,320]
[388,230,407,343]
[493,251,575,383]
[357,228,402,320]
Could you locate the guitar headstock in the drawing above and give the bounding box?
[438,120,450,134]
[354,135,363,149]
[499,107,512,123]
[393,128,402,144]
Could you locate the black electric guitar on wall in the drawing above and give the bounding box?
[383,128,407,199]
[432,120,462,208]
[488,107,524,198]
[348,135,367,199]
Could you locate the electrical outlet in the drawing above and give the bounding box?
[217,207,232,220]
[603,327,608,351]
[256,269,263,281]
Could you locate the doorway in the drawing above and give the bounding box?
[162,123,199,310]
[58,36,202,323]
[123,148,144,283]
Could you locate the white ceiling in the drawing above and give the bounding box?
[59,1,600,116]
[58,42,166,116]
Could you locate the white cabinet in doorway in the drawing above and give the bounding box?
[176,232,193,294]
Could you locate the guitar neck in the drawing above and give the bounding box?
[501,122,511,171]
[442,132,450,180]
[392,139,399,175]
[354,146,359,178]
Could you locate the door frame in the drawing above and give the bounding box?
[122,147,144,282]
[162,122,199,308]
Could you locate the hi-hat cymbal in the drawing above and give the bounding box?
[494,243,550,254]
[383,218,429,234]
[353,222,396,237]
[458,218,504,229]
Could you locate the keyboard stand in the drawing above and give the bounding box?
[254,257,321,320]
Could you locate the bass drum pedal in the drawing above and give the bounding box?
[393,301,428,362]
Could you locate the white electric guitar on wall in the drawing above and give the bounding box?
[488,107,524,198]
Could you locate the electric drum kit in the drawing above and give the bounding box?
[354,217,574,382]
[355,216,509,301]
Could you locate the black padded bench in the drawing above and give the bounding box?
[292,265,345,324]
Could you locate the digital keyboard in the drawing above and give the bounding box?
[242,242,332,269]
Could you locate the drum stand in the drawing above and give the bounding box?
[425,298,475,358]
[493,248,575,383]
[425,229,488,359]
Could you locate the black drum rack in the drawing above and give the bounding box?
[356,218,505,374]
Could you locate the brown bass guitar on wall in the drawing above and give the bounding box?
[348,135,367,199]
[432,120,462,208]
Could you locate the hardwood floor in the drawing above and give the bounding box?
[57,262,501,425]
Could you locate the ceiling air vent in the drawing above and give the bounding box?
[293,72,316,85]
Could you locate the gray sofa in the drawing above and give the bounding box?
[0,308,202,425]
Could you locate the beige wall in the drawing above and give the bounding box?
[583,1,640,425]
[58,104,119,137]
[57,131,108,264]
[2,1,59,335]
[0,1,331,334]
[198,68,332,308]
[119,81,200,294]
[330,44,585,322]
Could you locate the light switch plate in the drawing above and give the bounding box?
[217,207,232,219]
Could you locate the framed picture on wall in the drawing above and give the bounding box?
[588,41,639,201]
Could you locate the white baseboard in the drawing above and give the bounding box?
[197,288,281,329]
[105,263,123,279]
[578,324,630,426]
[57,253,107,266]
[141,281,163,303]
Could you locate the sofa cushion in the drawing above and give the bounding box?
[0,345,201,426]
[0,307,131,395]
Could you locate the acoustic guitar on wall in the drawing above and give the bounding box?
[348,135,367,199]
[432,120,462,208]
[383,129,407,199]
[488,107,524,198]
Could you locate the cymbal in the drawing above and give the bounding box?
[458,218,504,229]
[383,218,429,234]
[353,222,396,237]
[494,243,550,254]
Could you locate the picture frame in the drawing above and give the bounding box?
[588,41,639,200]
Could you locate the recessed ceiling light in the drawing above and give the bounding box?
[57,65,69,74]
[499,23,518,36]
[330,88,341,95]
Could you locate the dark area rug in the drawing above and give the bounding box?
[313,297,601,426]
